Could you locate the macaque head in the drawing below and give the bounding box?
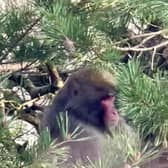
[60,68,119,134]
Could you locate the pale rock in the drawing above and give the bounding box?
[12,86,31,101]
[8,119,39,148]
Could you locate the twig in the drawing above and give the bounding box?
[46,62,64,89]
[112,40,168,52]
[114,29,168,45]
[151,48,157,71]
[18,96,42,110]
[136,34,158,48]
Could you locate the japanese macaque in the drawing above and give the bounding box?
[41,67,121,165]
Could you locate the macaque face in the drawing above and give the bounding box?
[63,68,119,133]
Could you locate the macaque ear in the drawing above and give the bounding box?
[64,79,81,110]
[70,79,81,97]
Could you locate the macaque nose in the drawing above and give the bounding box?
[112,110,117,116]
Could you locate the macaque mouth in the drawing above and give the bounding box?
[101,95,119,126]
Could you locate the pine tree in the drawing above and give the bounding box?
[1,0,168,167]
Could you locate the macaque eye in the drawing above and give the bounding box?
[73,89,78,96]
[107,93,115,97]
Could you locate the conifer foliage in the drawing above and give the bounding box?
[0,0,168,168]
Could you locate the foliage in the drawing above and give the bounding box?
[41,0,94,56]
[90,0,168,39]
[1,0,168,167]
[0,8,34,62]
[0,116,69,168]
[73,126,158,168]
[0,120,21,168]
[56,111,84,140]
[28,129,69,168]
[116,60,168,146]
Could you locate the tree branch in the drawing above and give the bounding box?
[112,40,168,52]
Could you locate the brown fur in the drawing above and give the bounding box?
[41,67,119,165]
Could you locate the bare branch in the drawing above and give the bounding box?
[114,29,168,45]
[112,40,168,52]
[151,48,157,71]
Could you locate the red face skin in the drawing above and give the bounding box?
[101,96,119,127]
